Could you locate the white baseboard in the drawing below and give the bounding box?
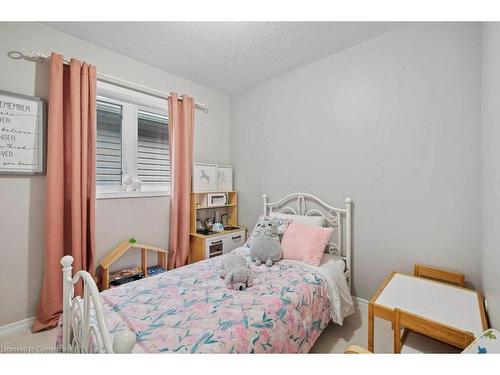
[0,317,35,338]
[353,296,368,308]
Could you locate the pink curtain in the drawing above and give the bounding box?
[33,53,97,332]
[168,93,195,269]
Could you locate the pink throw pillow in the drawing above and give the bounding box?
[281,221,333,266]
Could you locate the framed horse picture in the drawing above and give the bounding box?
[192,163,217,192]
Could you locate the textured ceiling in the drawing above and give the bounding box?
[46,22,399,94]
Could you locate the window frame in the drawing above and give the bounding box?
[96,81,170,200]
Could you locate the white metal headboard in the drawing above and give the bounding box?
[262,193,353,291]
[60,256,136,353]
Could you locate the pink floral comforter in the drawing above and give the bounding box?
[64,248,346,353]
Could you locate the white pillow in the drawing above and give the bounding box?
[269,212,325,228]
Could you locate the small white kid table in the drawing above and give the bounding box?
[368,265,488,353]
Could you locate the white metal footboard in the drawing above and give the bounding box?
[60,256,136,353]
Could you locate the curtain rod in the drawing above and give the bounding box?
[10,50,209,113]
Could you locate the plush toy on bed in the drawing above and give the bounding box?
[219,253,254,291]
[249,217,282,267]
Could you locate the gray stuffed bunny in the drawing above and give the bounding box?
[219,253,254,291]
[249,217,282,267]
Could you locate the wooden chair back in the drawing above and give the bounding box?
[394,308,475,353]
[414,264,465,287]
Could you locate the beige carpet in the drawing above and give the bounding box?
[0,325,58,354]
[0,301,460,354]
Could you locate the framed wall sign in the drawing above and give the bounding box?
[216,165,233,192]
[0,90,45,174]
[192,163,217,192]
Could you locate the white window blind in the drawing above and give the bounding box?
[137,110,170,184]
[96,101,122,186]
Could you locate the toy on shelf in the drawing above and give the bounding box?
[99,239,169,290]
[109,267,144,288]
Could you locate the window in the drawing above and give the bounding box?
[137,110,170,185]
[96,101,122,186]
[96,82,169,198]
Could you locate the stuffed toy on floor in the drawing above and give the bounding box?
[249,217,282,267]
[219,253,254,290]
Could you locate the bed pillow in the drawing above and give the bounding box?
[269,212,325,228]
[281,221,333,266]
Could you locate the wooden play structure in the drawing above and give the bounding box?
[99,240,168,290]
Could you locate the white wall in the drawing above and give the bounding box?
[230,23,482,300]
[481,23,500,329]
[0,22,231,326]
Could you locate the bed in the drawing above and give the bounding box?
[59,193,354,353]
